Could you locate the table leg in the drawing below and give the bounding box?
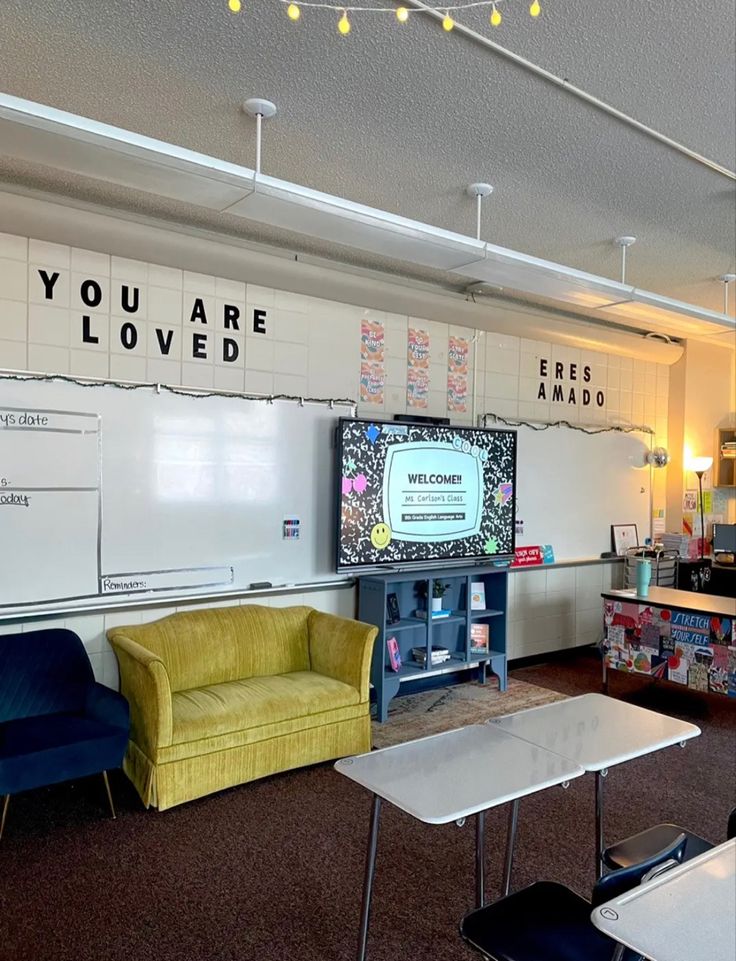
[596,769,608,879]
[475,809,485,908]
[502,798,520,896]
[357,794,382,961]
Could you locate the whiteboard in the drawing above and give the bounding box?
[512,422,652,560]
[0,376,350,616]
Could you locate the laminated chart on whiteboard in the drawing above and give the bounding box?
[0,406,102,606]
[0,378,341,616]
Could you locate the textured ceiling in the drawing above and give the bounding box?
[0,0,735,314]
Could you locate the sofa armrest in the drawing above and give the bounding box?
[307,611,377,701]
[85,682,130,732]
[107,632,173,756]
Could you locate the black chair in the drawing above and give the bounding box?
[459,833,687,961]
[603,805,736,870]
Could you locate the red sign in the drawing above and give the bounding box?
[511,545,544,567]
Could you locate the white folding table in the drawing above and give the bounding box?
[335,723,584,961]
[591,838,736,961]
[490,693,701,877]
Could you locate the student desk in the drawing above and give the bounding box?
[592,838,736,961]
[335,723,584,961]
[602,585,736,697]
[490,693,701,877]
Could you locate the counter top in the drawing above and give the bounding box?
[602,585,735,618]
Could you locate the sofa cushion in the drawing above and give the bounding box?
[112,605,312,692]
[171,671,361,745]
[0,713,129,794]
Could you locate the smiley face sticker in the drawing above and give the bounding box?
[370,522,392,550]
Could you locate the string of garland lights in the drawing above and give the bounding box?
[0,371,357,411]
[483,412,656,437]
[226,0,542,33]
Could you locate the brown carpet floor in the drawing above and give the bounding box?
[2,651,734,961]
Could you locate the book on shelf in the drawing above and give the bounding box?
[386,592,401,625]
[470,623,489,654]
[470,581,486,610]
[414,608,451,620]
[412,645,451,665]
[386,636,402,672]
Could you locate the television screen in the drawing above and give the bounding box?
[336,418,516,571]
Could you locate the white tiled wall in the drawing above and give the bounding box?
[0,232,670,438]
[0,587,357,691]
[506,561,623,660]
[0,231,659,685]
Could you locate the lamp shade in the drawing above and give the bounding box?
[687,456,713,474]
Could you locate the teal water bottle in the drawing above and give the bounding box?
[636,558,652,597]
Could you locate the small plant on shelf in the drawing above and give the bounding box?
[417,580,451,612]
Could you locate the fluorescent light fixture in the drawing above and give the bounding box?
[224,174,488,271]
[0,92,254,209]
[599,290,734,338]
[0,92,733,338]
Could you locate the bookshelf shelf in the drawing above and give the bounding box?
[388,618,426,632]
[359,566,509,722]
[715,427,736,488]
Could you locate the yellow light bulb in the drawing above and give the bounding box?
[530,0,541,17]
[490,5,502,26]
[396,6,409,22]
[287,2,300,20]
[228,0,241,12]
[338,11,351,34]
[442,13,454,31]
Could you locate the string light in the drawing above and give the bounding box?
[228,2,549,33]
[484,412,655,437]
[0,372,356,411]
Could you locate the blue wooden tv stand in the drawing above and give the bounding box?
[358,565,509,722]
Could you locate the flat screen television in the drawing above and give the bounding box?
[335,418,516,571]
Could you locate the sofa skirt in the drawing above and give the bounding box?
[123,713,371,810]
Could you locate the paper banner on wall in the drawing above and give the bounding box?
[448,336,469,374]
[361,319,385,363]
[683,490,697,512]
[701,490,713,513]
[407,367,429,408]
[447,336,469,412]
[360,362,385,405]
[652,509,665,536]
[407,327,430,369]
[447,373,468,413]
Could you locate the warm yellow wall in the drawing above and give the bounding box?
[667,339,736,529]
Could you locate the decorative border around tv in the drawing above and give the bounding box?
[335,418,517,571]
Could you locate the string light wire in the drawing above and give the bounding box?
[483,412,655,436]
[229,0,542,29]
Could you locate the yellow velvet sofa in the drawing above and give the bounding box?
[107,605,377,810]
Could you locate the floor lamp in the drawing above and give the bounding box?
[688,456,713,560]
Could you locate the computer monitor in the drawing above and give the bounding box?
[712,523,736,555]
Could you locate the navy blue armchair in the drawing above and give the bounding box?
[0,628,130,839]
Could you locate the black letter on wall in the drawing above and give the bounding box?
[38,270,60,300]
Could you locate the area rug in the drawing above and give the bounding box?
[371,677,568,749]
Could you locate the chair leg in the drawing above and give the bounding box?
[0,795,9,840]
[102,771,116,820]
